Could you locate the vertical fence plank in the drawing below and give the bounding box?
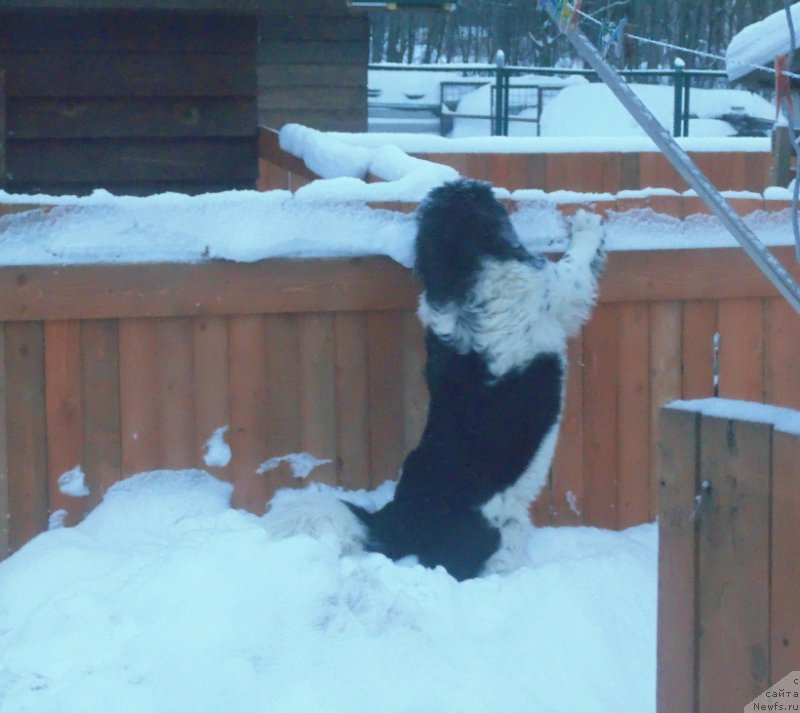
[262,314,302,502]
[229,315,269,513]
[193,316,231,477]
[299,313,337,486]
[600,153,622,193]
[5,322,48,551]
[523,153,547,189]
[81,319,122,510]
[639,152,685,191]
[334,312,371,490]
[500,154,535,191]
[401,311,427,455]
[650,301,682,522]
[681,300,718,400]
[366,311,406,487]
[771,428,800,682]
[717,298,765,402]
[44,320,84,526]
[698,415,771,713]
[155,318,195,470]
[657,406,700,713]
[0,325,8,558]
[581,304,619,528]
[119,318,160,477]
[546,153,604,192]
[548,335,584,525]
[487,152,510,189]
[617,302,651,527]
[765,297,800,409]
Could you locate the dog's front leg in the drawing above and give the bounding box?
[550,210,606,337]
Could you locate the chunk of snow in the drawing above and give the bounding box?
[726,2,800,80]
[57,466,89,498]
[257,452,332,479]
[47,509,68,531]
[203,426,231,468]
[668,397,800,435]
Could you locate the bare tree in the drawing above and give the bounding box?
[368,0,787,70]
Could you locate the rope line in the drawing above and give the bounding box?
[571,5,800,80]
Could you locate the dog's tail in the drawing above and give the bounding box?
[261,485,370,555]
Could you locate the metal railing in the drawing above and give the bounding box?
[369,58,739,137]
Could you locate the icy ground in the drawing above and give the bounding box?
[0,470,656,713]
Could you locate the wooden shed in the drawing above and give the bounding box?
[0,0,368,196]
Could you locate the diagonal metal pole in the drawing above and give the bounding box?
[551,11,800,314]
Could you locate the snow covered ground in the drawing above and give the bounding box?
[0,470,657,713]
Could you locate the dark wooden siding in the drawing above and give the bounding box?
[0,9,259,196]
[258,6,368,132]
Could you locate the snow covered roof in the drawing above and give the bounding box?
[726,2,800,80]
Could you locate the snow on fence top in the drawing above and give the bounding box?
[0,186,795,268]
[0,124,793,266]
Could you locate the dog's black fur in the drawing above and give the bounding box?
[347,180,567,581]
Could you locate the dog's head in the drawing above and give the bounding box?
[414,179,529,306]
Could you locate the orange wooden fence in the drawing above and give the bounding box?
[258,126,775,194]
[1,200,799,559]
[658,401,800,713]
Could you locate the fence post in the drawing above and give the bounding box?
[1,70,5,189]
[658,399,800,713]
[673,58,685,137]
[494,49,506,136]
[771,123,793,187]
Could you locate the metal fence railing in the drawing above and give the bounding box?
[368,58,763,138]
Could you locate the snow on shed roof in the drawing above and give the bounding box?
[726,2,800,80]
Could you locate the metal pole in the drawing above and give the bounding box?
[672,58,684,137]
[553,13,800,314]
[494,50,505,136]
[682,72,690,137]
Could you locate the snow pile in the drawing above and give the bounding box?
[203,426,232,468]
[0,469,657,713]
[279,124,458,201]
[449,73,588,138]
[726,2,800,81]
[57,466,90,498]
[539,83,773,138]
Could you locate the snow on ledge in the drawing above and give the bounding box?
[278,124,458,202]
[668,398,800,436]
[327,132,771,155]
[0,185,796,267]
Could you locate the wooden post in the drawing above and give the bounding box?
[0,70,5,189]
[771,124,793,188]
[658,400,800,713]
[657,406,700,713]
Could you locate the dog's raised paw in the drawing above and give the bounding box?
[569,209,603,235]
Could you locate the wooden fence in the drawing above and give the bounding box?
[258,127,775,194]
[658,400,800,713]
[1,194,799,559]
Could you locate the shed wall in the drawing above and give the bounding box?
[0,8,259,195]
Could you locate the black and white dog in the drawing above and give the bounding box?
[265,179,605,581]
